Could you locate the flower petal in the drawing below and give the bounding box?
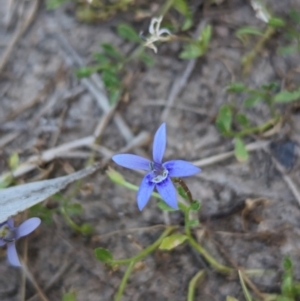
[153,123,166,163]
[156,177,178,209]
[0,239,5,247]
[7,243,21,267]
[15,218,41,239]
[137,174,155,211]
[7,218,14,229]
[158,28,171,36]
[164,160,201,177]
[112,154,150,171]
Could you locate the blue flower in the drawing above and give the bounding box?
[112,123,201,210]
[0,217,41,267]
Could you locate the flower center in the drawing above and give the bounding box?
[149,162,169,183]
[0,223,15,242]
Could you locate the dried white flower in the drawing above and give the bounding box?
[250,0,271,23]
[142,16,173,53]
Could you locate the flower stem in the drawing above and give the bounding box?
[114,261,135,301]
[182,205,233,274]
[60,207,82,233]
[111,226,176,265]
[187,235,233,274]
[242,26,276,74]
[188,270,205,301]
[174,178,194,204]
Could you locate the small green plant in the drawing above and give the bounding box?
[277,9,300,56]
[216,82,300,161]
[276,257,300,301]
[236,1,298,73]
[30,191,93,235]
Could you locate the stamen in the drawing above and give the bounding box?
[149,162,169,183]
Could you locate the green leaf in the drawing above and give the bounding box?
[234,138,249,162]
[159,234,188,250]
[226,297,239,301]
[216,105,232,134]
[101,43,123,60]
[289,9,300,25]
[236,113,249,128]
[62,291,77,301]
[236,26,264,43]
[226,82,246,93]
[186,219,199,228]
[268,17,286,28]
[157,200,177,212]
[173,0,189,16]
[177,186,188,200]
[30,204,54,225]
[117,23,140,43]
[199,25,212,48]
[46,0,68,9]
[65,203,83,215]
[182,15,193,31]
[139,52,155,67]
[76,67,95,78]
[273,89,300,103]
[102,70,121,90]
[179,43,204,59]
[93,53,110,65]
[109,89,121,105]
[283,256,293,271]
[277,45,298,56]
[244,96,262,108]
[94,248,113,262]
[238,270,253,301]
[190,200,201,211]
[261,82,279,91]
[9,153,19,171]
[80,223,94,235]
[276,297,294,301]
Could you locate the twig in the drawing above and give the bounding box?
[0,130,150,182]
[267,150,300,207]
[53,30,134,143]
[160,20,208,121]
[26,261,72,301]
[0,132,20,148]
[0,0,39,73]
[141,100,208,115]
[21,261,50,301]
[192,140,269,167]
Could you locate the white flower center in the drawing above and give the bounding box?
[149,162,169,183]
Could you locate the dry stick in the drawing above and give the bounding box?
[160,19,208,122]
[212,239,267,300]
[0,130,149,182]
[0,132,20,148]
[267,150,300,207]
[54,31,134,144]
[192,140,269,167]
[26,261,72,301]
[21,261,50,301]
[141,100,208,115]
[0,0,39,73]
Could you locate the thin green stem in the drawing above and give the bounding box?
[242,26,276,74]
[188,270,205,301]
[224,116,280,138]
[182,207,233,274]
[187,235,233,274]
[111,226,176,265]
[114,261,135,301]
[60,207,82,233]
[159,0,175,17]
